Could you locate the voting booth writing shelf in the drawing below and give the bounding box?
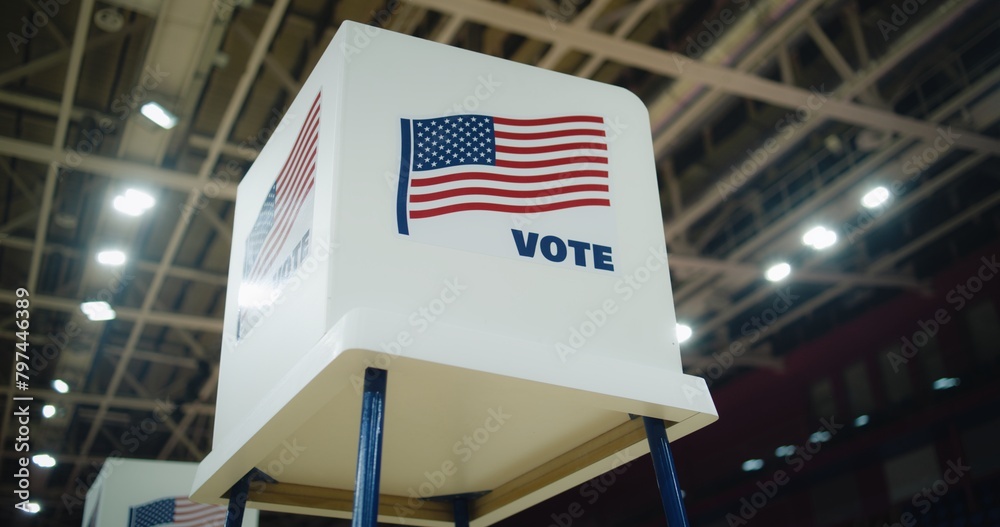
[191,21,718,527]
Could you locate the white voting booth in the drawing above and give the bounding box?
[82,459,258,526]
[191,20,717,526]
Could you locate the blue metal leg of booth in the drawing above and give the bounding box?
[224,470,252,527]
[352,368,388,527]
[643,417,691,527]
[453,496,470,527]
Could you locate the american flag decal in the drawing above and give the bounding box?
[396,114,610,234]
[244,92,320,282]
[127,496,226,527]
[238,91,320,340]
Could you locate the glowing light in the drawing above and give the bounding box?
[80,301,116,321]
[52,379,70,393]
[742,459,764,472]
[238,283,277,308]
[32,454,56,468]
[862,186,891,209]
[42,404,56,418]
[96,249,127,266]
[810,430,832,443]
[802,226,838,250]
[933,377,960,390]
[854,415,870,427]
[113,189,155,216]
[140,101,178,129]
[775,445,796,457]
[765,262,792,282]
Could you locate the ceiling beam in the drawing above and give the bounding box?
[0,137,238,200]
[0,236,228,286]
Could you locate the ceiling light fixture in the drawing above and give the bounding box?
[32,454,57,468]
[810,430,832,443]
[80,301,116,321]
[741,459,764,472]
[52,379,69,394]
[113,189,156,216]
[42,404,56,418]
[861,186,891,209]
[802,226,838,250]
[933,377,960,390]
[140,101,178,129]
[774,445,796,457]
[765,262,792,282]
[96,249,127,266]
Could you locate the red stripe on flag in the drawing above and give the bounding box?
[410,183,609,203]
[248,138,318,281]
[494,142,606,155]
[247,113,319,282]
[494,128,606,141]
[410,169,608,187]
[274,95,321,193]
[496,156,608,169]
[409,198,610,219]
[493,115,603,126]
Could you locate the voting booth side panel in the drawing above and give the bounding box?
[326,23,684,377]
[211,45,344,452]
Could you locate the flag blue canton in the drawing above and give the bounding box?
[413,115,496,170]
[129,497,174,527]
